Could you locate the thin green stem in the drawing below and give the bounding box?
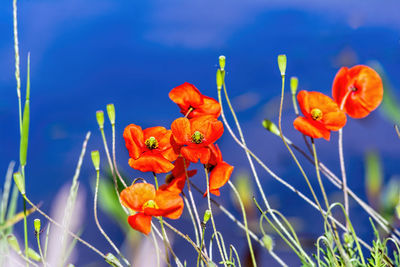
[204,166,227,267]
[94,168,130,265]
[22,195,107,259]
[338,129,349,228]
[153,173,171,267]
[21,167,28,267]
[228,181,256,267]
[311,139,348,266]
[196,224,206,267]
[35,232,46,266]
[111,123,128,188]
[150,226,161,267]
[219,81,311,264]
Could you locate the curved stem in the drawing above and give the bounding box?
[228,181,256,267]
[153,173,171,267]
[218,82,311,264]
[23,195,107,259]
[204,167,227,267]
[94,169,130,265]
[111,124,128,188]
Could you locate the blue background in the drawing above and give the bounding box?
[1,0,400,265]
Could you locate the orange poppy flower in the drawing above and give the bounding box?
[123,124,178,173]
[120,182,184,235]
[293,90,347,140]
[169,82,221,118]
[332,65,383,118]
[159,157,197,193]
[204,144,234,196]
[171,116,224,164]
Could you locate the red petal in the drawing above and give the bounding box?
[144,190,184,219]
[169,82,204,113]
[293,116,330,140]
[189,96,221,119]
[123,124,145,159]
[332,65,383,118]
[190,116,224,145]
[171,118,191,145]
[181,146,211,164]
[129,153,174,173]
[120,183,156,211]
[127,213,152,235]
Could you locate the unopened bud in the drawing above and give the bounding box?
[27,247,41,262]
[290,77,298,95]
[277,54,287,76]
[219,55,226,71]
[262,120,280,136]
[203,209,211,224]
[396,202,400,220]
[343,232,353,245]
[105,253,124,267]
[262,235,274,251]
[67,264,75,267]
[34,219,41,233]
[216,69,224,90]
[13,172,25,195]
[106,104,116,126]
[96,110,105,129]
[7,234,21,253]
[91,150,100,171]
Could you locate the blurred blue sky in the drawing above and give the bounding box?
[1,0,400,265]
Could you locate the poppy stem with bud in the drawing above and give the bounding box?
[34,218,46,266]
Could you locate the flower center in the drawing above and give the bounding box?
[145,136,158,150]
[191,131,204,144]
[142,200,158,209]
[311,108,323,120]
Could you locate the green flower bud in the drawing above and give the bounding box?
[7,234,21,253]
[343,232,353,246]
[290,77,298,95]
[13,172,25,195]
[262,119,280,136]
[216,69,224,90]
[262,235,274,251]
[34,218,41,234]
[96,110,105,130]
[277,54,287,76]
[67,264,75,267]
[105,253,124,267]
[106,104,116,126]
[396,202,400,220]
[219,55,226,71]
[27,247,41,262]
[203,209,211,224]
[91,150,100,171]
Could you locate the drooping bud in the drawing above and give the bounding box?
[34,219,41,234]
[105,252,124,267]
[219,55,226,71]
[13,172,25,195]
[262,120,280,136]
[27,247,41,261]
[91,150,100,171]
[277,54,287,77]
[106,104,116,126]
[290,77,298,95]
[262,235,274,251]
[7,234,21,253]
[203,209,211,224]
[96,110,105,130]
[216,69,224,90]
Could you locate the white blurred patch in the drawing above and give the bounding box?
[132,234,166,267]
[46,184,86,266]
